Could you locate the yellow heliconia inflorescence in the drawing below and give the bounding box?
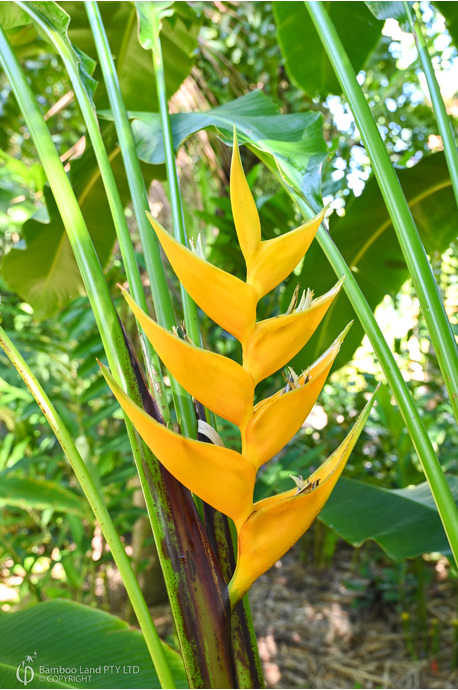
[102,130,377,607]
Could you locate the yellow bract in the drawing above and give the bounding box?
[122,288,255,427]
[103,129,377,607]
[102,365,256,528]
[244,326,349,469]
[230,393,377,600]
[246,212,326,299]
[230,132,261,262]
[147,213,257,342]
[243,279,344,383]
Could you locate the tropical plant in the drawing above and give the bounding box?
[0,1,457,689]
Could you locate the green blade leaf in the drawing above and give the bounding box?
[0,475,89,517]
[12,1,98,103]
[109,90,327,205]
[286,151,458,370]
[61,0,200,110]
[0,2,30,30]
[364,2,415,32]
[321,475,458,560]
[273,1,384,97]
[0,599,187,689]
[2,126,155,318]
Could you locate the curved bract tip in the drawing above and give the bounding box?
[229,388,379,607]
[122,288,255,427]
[100,362,256,527]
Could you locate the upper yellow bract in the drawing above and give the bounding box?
[230,130,261,262]
[147,212,257,343]
[106,128,376,607]
[246,211,326,299]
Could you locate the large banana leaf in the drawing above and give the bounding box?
[115,89,328,204]
[1,126,155,319]
[273,1,384,97]
[321,475,458,561]
[0,599,187,689]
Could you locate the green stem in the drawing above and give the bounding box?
[146,6,216,430]
[85,0,196,438]
[253,147,458,567]
[306,1,458,425]
[0,326,175,690]
[149,9,202,350]
[314,220,458,567]
[403,1,458,209]
[16,0,170,424]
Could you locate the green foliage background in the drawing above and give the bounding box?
[0,1,457,674]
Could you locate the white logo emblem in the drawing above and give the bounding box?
[16,652,37,686]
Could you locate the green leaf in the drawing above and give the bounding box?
[0,2,30,30]
[434,2,458,50]
[0,476,89,517]
[0,599,187,689]
[2,187,86,317]
[2,126,155,318]
[135,1,174,50]
[8,1,98,103]
[114,90,327,205]
[273,1,384,97]
[321,475,458,560]
[364,1,408,20]
[285,152,458,370]
[62,1,200,110]
[364,2,413,31]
